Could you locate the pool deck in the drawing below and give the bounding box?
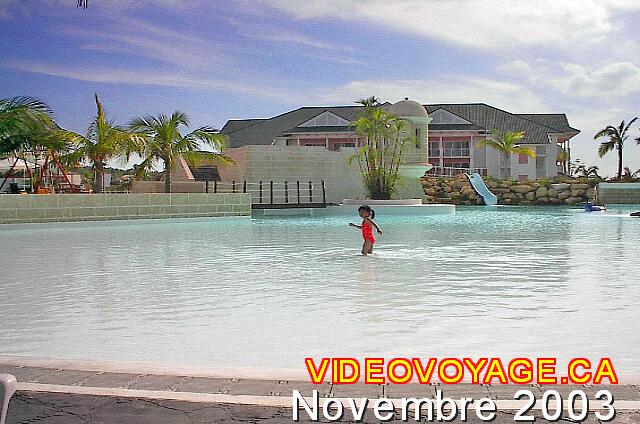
[2,361,640,423]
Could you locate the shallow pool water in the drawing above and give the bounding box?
[1,206,639,378]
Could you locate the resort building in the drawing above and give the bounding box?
[221,101,579,181]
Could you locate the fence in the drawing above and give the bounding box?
[207,180,327,209]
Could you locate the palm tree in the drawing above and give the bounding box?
[68,94,142,193]
[477,129,536,158]
[594,118,638,180]
[128,111,232,193]
[1,97,79,192]
[622,166,640,181]
[350,97,415,199]
[0,97,53,154]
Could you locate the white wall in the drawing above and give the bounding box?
[219,145,366,203]
[219,145,429,203]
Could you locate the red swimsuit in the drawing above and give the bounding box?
[362,220,376,243]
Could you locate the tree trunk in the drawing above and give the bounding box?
[164,160,172,193]
[617,144,623,180]
[94,163,104,194]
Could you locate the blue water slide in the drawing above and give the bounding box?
[465,173,498,206]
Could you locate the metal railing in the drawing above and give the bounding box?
[206,180,327,209]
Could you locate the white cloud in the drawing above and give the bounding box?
[322,76,549,113]
[2,60,299,102]
[61,16,230,70]
[261,0,638,49]
[504,60,640,98]
[229,18,339,50]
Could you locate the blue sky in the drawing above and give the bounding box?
[1,0,640,176]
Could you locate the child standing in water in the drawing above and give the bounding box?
[349,205,383,255]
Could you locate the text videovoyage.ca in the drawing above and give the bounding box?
[305,357,618,385]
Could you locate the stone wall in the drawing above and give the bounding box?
[421,174,597,205]
[129,180,207,193]
[0,193,251,224]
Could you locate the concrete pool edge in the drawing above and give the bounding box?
[0,355,309,381]
[3,355,640,386]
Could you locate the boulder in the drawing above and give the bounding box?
[551,183,571,191]
[571,189,585,197]
[535,187,548,198]
[525,191,535,201]
[558,190,571,200]
[511,185,534,194]
[572,183,591,190]
[565,196,582,205]
[547,188,558,198]
[493,188,511,194]
[535,197,549,204]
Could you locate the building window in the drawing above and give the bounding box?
[332,142,356,151]
[447,162,470,170]
[415,128,421,149]
[519,154,529,164]
[428,141,440,156]
[443,141,470,157]
[518,174,528,182]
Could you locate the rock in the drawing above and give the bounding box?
[424,189,437,196]
[525,191,535,201]
[571,189,585,197]
[511,185,534,194]
[565,196,582,205]
[443,186,452,193]
[558,190,571,200]
[572,183,591,190]
[436,197,454,204]
[548,197,561,205]
[551,183,571,191]
[547,188,558,198]
[586,188,595,199]
[536,197,549,204]
[535,187,548,197]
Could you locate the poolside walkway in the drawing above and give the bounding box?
[2,362,640,423]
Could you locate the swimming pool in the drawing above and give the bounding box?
[1,206,638,379]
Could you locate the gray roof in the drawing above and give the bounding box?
[516,114,580,134]
[221,103,579,147]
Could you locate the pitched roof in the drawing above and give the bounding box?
[221,106,364,148]
[221,103,579,147]
[516,114,580,134]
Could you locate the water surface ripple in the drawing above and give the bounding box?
[1,207,638,376]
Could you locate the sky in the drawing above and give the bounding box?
[1,0,640,176]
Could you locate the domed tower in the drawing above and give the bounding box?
[386,98,433,200]
[386,98,432,164]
